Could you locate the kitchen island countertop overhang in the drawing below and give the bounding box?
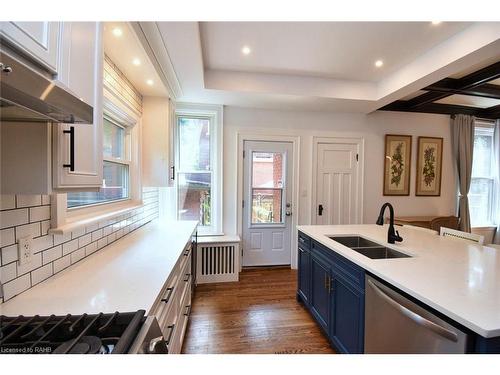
[297,224,500,338]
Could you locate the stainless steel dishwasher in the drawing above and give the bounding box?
[365,275,469,353]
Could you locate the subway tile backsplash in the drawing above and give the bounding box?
[0,187,159,303]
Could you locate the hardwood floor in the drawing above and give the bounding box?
[182,267,335,354]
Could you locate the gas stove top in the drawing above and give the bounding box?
[0,310,147,354]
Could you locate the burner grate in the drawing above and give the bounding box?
[0,310,145,354]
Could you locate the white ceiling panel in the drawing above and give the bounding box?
[435,94,500,108]
[200,22,471,82]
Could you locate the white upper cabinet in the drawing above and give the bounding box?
[0,22,60,72]
[0,22,104,194]
[53,22,104,190]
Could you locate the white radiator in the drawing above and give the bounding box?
[196,240,240,284]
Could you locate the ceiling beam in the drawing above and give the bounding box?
[424,78,500,100]
[381,101,482,117]
[402,61,500,109]
[479,104,500,119]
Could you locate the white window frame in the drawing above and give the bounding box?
[51,91,142,232]
[66,114,132,210]
[174,103,223,236]
[471,120,496,226]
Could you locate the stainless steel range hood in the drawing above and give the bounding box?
[1,50,93,123]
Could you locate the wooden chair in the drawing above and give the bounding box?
[439,227,485,245]
[403,224,438,235]
[430,216,459,232]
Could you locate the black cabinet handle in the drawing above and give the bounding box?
[184,305,192,317]
[165,324,175,345]
[161,287,174,303]
[183,273,191,282]
[170,165,175,180]
[63,126,75,171]
[318,204,324,216]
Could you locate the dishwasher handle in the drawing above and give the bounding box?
[367,279,459,343]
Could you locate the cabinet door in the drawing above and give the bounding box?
[53,22,103,190]
[330,274,365,354]
[297,246,311,304]
[0,22,60,72]
[310,255,330,332]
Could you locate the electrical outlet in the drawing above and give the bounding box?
[18,236,33,266]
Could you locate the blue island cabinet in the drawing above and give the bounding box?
[297,231,365,354]
[297,233,311,305]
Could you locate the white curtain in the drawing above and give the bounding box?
[493,120,500,244]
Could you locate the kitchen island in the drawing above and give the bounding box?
[297,224,500,354]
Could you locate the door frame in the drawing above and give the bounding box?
[237,133,300,269]
[311,136,365,225]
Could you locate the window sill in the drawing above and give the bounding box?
[49,201,143,235]
[471,225,497,230]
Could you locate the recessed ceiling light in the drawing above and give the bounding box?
[112,27,123,37]
[431,21,442,25]
[132,58,141,66]
[241,46,251,55]
[375,60,384,68]
[146,79,154,86]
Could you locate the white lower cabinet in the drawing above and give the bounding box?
[150,242,194,354]
[0,22,60,72]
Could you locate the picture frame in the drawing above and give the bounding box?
[383,134,412,196]
[416,137,443,196]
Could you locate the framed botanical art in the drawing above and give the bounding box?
[416,137,443,196]
[383,134,412,196]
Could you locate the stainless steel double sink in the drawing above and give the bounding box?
[328,236,411,259]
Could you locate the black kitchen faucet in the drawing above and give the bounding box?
[376,202,403,244]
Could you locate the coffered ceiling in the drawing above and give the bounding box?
[135,21,500,113]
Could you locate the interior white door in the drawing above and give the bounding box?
[242,141,293,266]
[315,140,360,225]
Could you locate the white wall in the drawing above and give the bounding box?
[223,107,456,236]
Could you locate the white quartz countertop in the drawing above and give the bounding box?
[0,220,197,317]
[297,224,500,338]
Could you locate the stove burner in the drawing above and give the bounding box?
[0,310,146,354]
[55,336,104,354]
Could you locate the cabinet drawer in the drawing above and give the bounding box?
[177,253,192,313]
[298,232,311,249]
[154,272,180,329]
[312,240,365,289]
[169,281,192,354]
[178,243,192,274]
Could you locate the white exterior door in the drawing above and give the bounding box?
[315,139,362,225]
[242,141,293,266]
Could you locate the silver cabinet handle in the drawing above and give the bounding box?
[367,279,458,342]
[148,336,167,354]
